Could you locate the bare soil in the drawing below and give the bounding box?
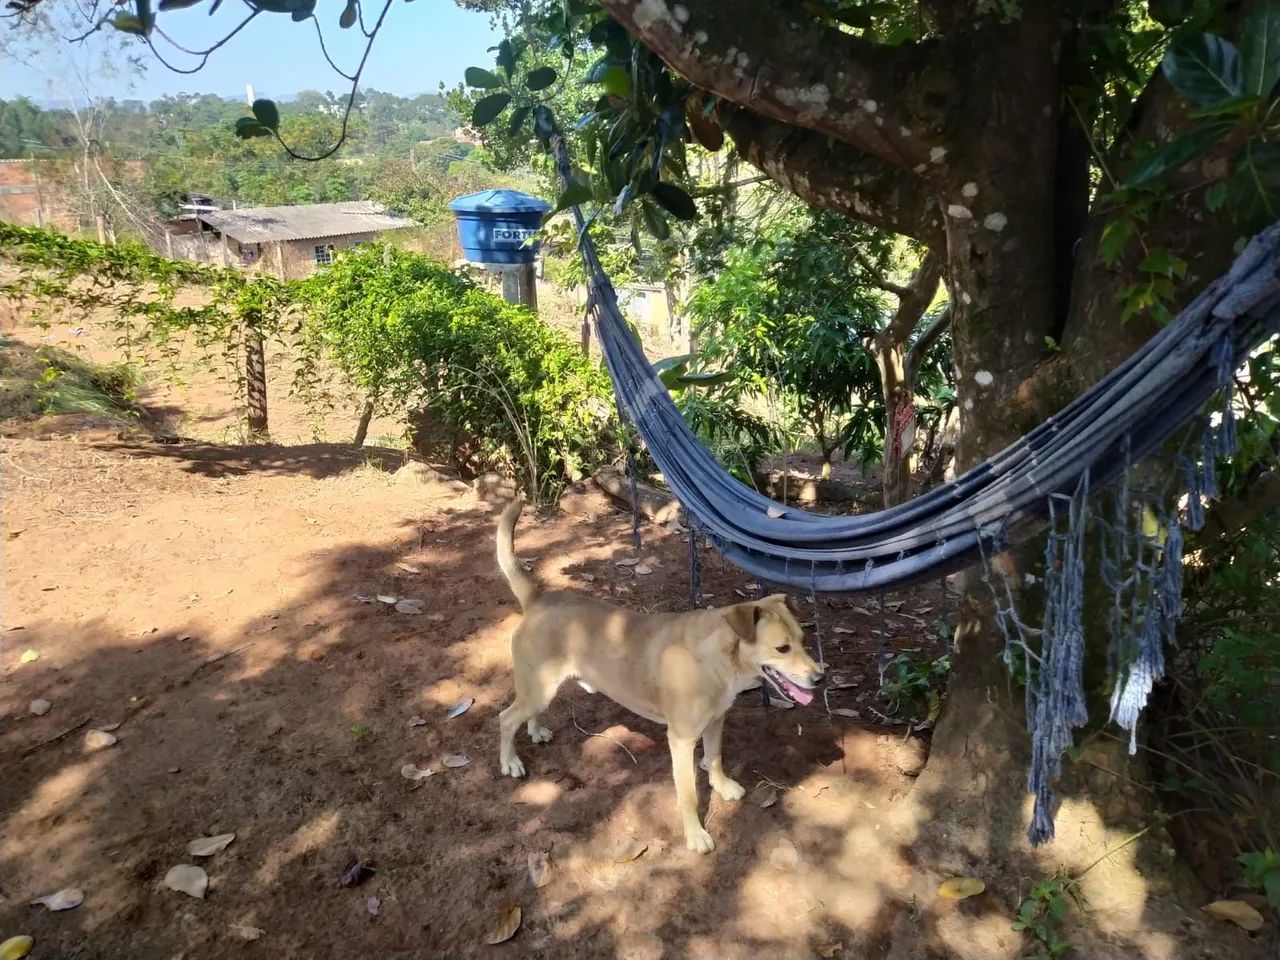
[1,309,1269,959]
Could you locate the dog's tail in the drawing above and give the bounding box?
[496,500,539,611]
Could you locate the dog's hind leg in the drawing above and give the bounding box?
[499,660,560,778]
[668,730,715,853]
[701,713,745,802]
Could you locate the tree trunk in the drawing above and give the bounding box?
[243,329,269,439]
[873,340,914,507]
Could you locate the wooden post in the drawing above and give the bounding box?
[164,231,174,259]
[244,328,269,439]
[95,214,107,245]
[275,241,286,280]
[495,261,538,310]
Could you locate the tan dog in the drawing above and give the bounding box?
[495,502,824,853]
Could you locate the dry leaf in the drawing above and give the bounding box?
[614,839,648,863]
[426,613,445,622]
[445,698,473,719]
[83,729,118,752]
[95,722,121,732]
[442,753,471,768]
[230,924,264,941]
[831,708,861,719]
[769,839,800,871]
[527,851,551,888]
[186,833,235,857]
[339,862,376,887]
[767,697,795,710]
[396,563,422,574]
[400,763,434,781]
[485,902,522,945]
[751,785,779,809]
[937,877,985,900]
[832,626,855,635]
[354,595,374,604]
[163,865,208,899]
[1202,900,1264,931]
[830,674,859,689]
[614,558,639,567]
[0,936,33,960]
[28,699,51,717]
[633,564,653,576]
[395,599,426,615]
[19,649,38,664]
[580,573,596,582]
[816,944,842,959]
[29,888,84,911]
[766,506,787,519]
[366,895,381,918]
[376,595,398,605]
[407,716,427,727]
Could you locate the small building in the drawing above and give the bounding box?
[172,200,416,278]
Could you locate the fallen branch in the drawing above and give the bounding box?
[570,700,637,765]
[20,716,90,758]
[186,642,254,682]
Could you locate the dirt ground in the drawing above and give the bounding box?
[1,310,1270,959]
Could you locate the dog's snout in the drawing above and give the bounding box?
[812,670,826,686]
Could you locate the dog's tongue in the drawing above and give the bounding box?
[777,672,815,706]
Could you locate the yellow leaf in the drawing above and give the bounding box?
[937,877,985,900]
[1202,899,1264,931]
[0,936,34,960]
[19,649,38,664]
[614,839,648,863]
[485,902,522,944]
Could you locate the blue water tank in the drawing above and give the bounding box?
[448,189,551,265]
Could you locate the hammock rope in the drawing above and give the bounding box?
[550,135,1280,843]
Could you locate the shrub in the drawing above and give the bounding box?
[295,245,618,501]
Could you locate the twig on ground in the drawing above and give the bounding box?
[570,700,637,765]
[186,642,254,682]
[20,716,90,758]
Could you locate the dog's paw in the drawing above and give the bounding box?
[501,756,527,778]
[685,827,716,854]
[712,777,745,802]
[528,725,553,744]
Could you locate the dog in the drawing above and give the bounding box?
[495,501,824,853]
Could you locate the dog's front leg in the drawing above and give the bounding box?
[701,714,745,802]
[668,730,714,853]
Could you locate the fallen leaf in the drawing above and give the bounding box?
[400,763,434,781]
[426,613,445,622]
[579,573,596,582]
[445,698,473,719]
[830,674,859,689]
[734,589,748,598]
[831,708,861,719]
[186,833,235,857]
[614,839,648,863]
[19,649,39,664]
[229,924,264,941]
[442,753,471,768]
[83,729,118,752]
[528,852,551,888]
[766,506,787,519]
[816,944,842,959]
[396,563,421,574]
[614,558,639,567]
[485,903,522,944]
[767,697,796,710]
[354,595,374,604]
[407,716,427,728]
[769,839,800,871]
[176,633,194,642]
[851,606,872,616]
[339,862,376,887]
[832,626,855,635]
[1202,899,1264,931]
[29,888,84,911]
[633,564,653,576]
[376,595,398,605]
[164,865,208,899]
[395,599,426,615]
[937,877,985,900]
[750,785,779,808]
[28,699,51,717]
[0,936,34,960]
[366,895,381,918]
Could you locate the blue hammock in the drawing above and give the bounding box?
[552,136,1280,843]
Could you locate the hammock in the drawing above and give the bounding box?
[551,137,1280,842]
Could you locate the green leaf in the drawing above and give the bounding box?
[526,67,557,91]
[1149,0,1194,27]
[338,0,357,28]
[676,370,734,387]
[1228,142,1280,231]
[471,93,512,127]
[1100,218,1135,265]
[465,66,502,89]
[1241,0,1280,97]
[650,182,698,221]
[1139,249,1187,278]
[1189,94,1262,117]
[251,98,280,130]
[1204,180,1228,212]
[234,117,273,139]
[641,198,670,241]
[157,0,202,9]
[550,179,593,215]
[1124,120,1233,187]
[507,104,531,137]
[595,65,633,99]
[110,12,149,33]
[1163,33,1243,106]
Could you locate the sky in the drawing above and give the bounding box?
[1,2,502,104]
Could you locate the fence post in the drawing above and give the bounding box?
[244,328,269,438]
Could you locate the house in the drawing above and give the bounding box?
[171,200,416,278]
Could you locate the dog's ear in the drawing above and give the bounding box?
[722,604,762,643]
[761,593,791,611]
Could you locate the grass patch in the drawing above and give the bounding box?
[0,337,141,422]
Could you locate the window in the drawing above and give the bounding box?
[314,244,335,265]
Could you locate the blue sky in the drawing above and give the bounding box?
[2,2,502,103]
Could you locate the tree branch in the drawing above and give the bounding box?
[886,246,944,347]
[905,304,952,381]
[598,0,936,168]
[722,107,942,245]
[852,247,911,298]
[1197,468,1280,558]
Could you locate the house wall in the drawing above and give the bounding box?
[0,159,77,231]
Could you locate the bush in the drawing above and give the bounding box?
[295,245,618,501]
